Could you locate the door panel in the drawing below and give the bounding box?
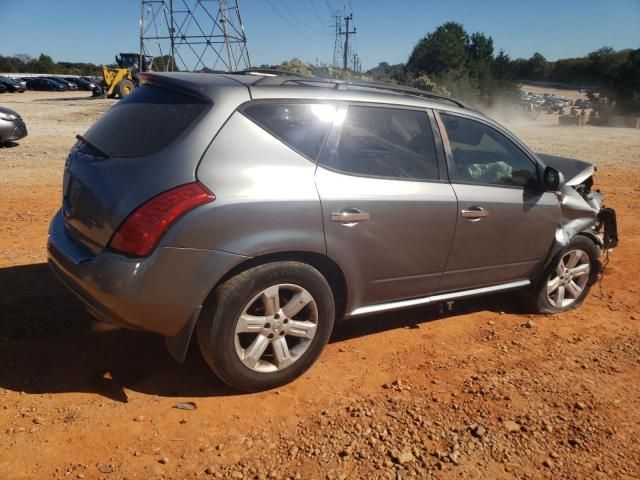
[316,167,457,309]
[440,184,559,291]
[436,111,562,291]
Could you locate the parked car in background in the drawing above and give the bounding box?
[0,83,7,94]
[44,77,76,90]
[81,76,100,84]
[61,78,80,90]
[26,77,67,91]
[70,77,95,91]
[0,107,28,144]
[48,72,618,392]
[0,77,26,93]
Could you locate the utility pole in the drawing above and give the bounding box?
[339,13,356,71]
[352,53,360,73]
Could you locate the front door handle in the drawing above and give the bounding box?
[331,209,370,224]
[461,206,490,220]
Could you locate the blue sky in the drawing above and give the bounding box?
[1,0,639,69]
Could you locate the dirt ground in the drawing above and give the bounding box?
[0,90,639,480]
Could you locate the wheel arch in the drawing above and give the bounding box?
[165,250,349,364]
[208,251,349,321]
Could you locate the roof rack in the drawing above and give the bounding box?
[232,68,309,78]
[250,73,473,110]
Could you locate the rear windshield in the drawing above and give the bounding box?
[82,84,208,158]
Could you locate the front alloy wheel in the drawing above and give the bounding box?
[546,249,591,308]
[528,236,599,314]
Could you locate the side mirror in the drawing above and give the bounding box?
[543,166,565,192]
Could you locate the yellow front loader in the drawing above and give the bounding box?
[101,53,150,98]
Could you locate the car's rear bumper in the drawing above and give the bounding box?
[47,210,247,337]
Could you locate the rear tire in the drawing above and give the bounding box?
[197,261,335,392]
[117,79,135,98]
[527,236,600,314]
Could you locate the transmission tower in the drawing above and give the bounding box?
[331,9,344,69]
[140,0,251,72]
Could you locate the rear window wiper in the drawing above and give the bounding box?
[76,134,111,158]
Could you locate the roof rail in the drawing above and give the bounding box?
[250,74,473,110]
[233,68,309,78]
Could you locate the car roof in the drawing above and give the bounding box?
[142,71,485,120]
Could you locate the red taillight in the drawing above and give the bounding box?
[109,182,214,257]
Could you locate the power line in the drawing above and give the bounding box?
[304,0,326,29]
[276,0,322,35]
[264,0,313,40]
[323,0,335,16]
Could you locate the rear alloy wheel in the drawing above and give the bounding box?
[234,284,319,373]
[197,262,334,392]
[528,236,599,314]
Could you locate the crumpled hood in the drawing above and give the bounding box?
[536,153,595,186]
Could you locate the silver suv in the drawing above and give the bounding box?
[47,72,618,391]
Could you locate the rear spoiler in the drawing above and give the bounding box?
[138,72,246,100]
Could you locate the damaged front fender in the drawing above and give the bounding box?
[536,153,613,270]
[555,184,599,247]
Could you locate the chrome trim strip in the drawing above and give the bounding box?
[348,279,530,317]
[350,296,433,317]
[429,279,530,302]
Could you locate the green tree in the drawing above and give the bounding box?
[611,48,640,113]
[521,52,548,81]
[33,53,56,73]
[406,22,469,76]
[467,32,494,62]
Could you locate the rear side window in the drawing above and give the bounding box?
[321,105,439,181]
[82,85,208,158]
[242,103,335,160]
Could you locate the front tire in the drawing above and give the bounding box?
[197,261,335,392]
[528,236,600,314]
[117,79,135,98]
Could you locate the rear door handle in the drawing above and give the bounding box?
[331,209,370,224]
[461,206,490,220]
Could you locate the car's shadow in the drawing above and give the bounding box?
[0,141,20,149]
[0,262,526,402]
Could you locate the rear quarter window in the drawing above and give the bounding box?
[82,85,208,158]
[242,103,336,160]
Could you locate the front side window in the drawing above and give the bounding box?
[440,113,537,187]
[321,105,439,181]
[243,103,337,160]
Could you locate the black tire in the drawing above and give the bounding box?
[117,79,135,98]
[197,261,335,392]
[527,236,600,314]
